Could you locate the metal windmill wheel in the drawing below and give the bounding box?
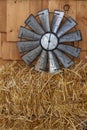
[17,9,82,73]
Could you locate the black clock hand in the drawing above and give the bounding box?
[47,33,51,50]
[48,33,51,43]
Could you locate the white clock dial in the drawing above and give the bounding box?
[40,33,58,51]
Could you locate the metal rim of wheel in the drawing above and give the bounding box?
[17,9,82,73]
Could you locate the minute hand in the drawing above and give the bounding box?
[48,33,51,43]
[47,33,51,50]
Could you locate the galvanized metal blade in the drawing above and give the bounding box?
[57,17,77,38]
[17,41,40,53]
[57,44,81,58]
[35,50,47,72]
[52,10,64,33]
[38,9,50,32]
[25,14,44,35]
[22,46,42,65]
[48,51,60,73]
[18,26,41,40]
[59,30,82,43]
[53,49,74,68]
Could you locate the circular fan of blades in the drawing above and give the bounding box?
[17,9,82,73]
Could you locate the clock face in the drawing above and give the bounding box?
[40,33,58,51]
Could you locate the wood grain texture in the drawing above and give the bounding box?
[29,0,42,15]
[2,42,21,60]
[0,0,7,32]
[49,0,61,11]
[80,51,87,61]
[79,41,87,51]
[0,34,1,58]
[0,33,7,59]
[42,0,49,10]
[76,1,87,60]
[1,33,7,43]
[77,1,87,45]
[60,0,77,20]
[7,0,30,42]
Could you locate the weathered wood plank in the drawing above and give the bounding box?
[29,0,42,15]
[0,33,7,59]
[60,0,77,20]
[79,41,87,51]
[7,0,30,41]
[1,33,7,43]
[0,0,7,32]
[77,1,87,45]
[2,42,21,60]
[42,0,49,10]
[49,0,61,11]
[80,51,87,61]
[77,1,87,60]
[0,34,2,58]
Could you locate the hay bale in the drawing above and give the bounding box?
[0,61,87,130]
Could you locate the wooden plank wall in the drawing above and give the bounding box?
[0,0,87,62]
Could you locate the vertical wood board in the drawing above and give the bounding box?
[29,0,42,15]
[42,0,49,10]
[76,1,87,60]
[7,0,30,41]
[0,34,2,58]
[0,0,7,32]
[2,42,21,60]
[49,0,61,11]
[77,1,87,47]
[60,0,77,20]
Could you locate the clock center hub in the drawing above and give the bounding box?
[40,33,58,51]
